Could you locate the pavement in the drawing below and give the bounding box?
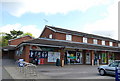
[2,59,115,80]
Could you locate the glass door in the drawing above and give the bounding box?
[76,52,82,64]
[86,52,91,64]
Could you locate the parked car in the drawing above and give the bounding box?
[98,60,120,76]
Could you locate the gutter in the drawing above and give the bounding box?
[16,42,120,52]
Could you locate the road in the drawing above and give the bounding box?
[36,65,115,79]
[2,59,115,80]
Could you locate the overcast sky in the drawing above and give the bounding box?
[0,0,119,40]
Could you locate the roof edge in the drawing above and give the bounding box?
[9,35,34,41]
[46,25,120,42]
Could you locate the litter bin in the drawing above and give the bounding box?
[56,58,60,66]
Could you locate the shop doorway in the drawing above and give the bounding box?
[94,53,99,65]
[86,52,91,64]
[76,52,82,64]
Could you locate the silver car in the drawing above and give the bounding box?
[98,60,120,76]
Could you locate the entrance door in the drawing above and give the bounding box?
[76,52,82,64]
[94,53,99,65]
[86,52,91,64]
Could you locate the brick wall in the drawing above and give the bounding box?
[9,36,33,45]
[72,35,83,42]
[98,39,102,45]
[55,33,66,40]
[88,38,93,44]
[115,52,120,60]
[40,27,55,39]
[113,42,118,47]
[105,41,109,46]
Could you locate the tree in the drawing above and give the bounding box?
[1,30,34,47]
[0,30,23,47]
[4,30,23,40]
[20,32,34,37]
[0,32,8,47]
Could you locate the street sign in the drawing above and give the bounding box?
[115,66,120,81]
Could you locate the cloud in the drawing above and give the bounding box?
[82,0,118,40]
[1,0,111,17]
[0,23,41,38]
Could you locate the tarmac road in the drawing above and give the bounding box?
[36,65,115,79]
[2,59,115,80]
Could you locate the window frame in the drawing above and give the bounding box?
[66,34,72,41]
[49,34,52,39]
[83,37,87,43]
[102,40,105,45]
[93,39,97,44]
[109,42,113,46]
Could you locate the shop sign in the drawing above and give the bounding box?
[39,47,56,51]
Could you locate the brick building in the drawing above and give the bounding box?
[2,35,33,59]
[13,25,120,65]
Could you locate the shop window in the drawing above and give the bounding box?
[93,39,97,44]
[109,42,113,46]
[102,53,107,64]
[118,43,120,47]
[108,53,114,64]
[102,40,105,45]
[83,37,87,43]
[67,51,83,64]
[66,34,72,41]
[49,34,52,39]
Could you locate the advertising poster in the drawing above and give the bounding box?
[30,51,48,58]
[48,52,60,62]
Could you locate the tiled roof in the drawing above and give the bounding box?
[21,38,120,52]
[46,25,120,42]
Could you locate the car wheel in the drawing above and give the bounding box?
[99,69,106,76]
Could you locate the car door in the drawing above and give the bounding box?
[105,62,118,75]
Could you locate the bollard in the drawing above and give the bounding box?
[115,66,120,81]
[61,60,64,67]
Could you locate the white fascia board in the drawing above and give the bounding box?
[39,38,120,49]
[16,43,120,52]
[17,43,63,48]
[46,26,57,32]
[65,46,120,52]
[9,45,17,47]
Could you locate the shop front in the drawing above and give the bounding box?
[64,49,83,65]
[29,45,61,65]
[14,38,120,66]
[95,51,115,65]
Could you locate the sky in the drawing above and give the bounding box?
[0,0,119,40]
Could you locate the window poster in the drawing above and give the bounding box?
[48,52,60,62]
[29,50,48,58]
